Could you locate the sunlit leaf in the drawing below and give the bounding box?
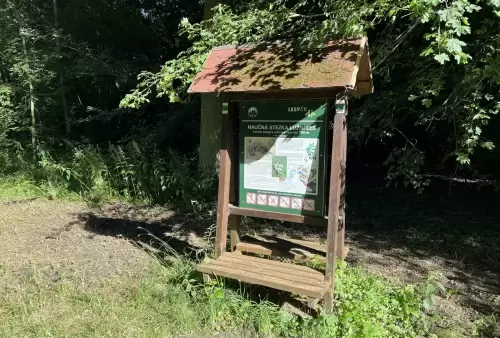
[434,53,450,64]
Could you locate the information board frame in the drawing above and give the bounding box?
[237,100,330,218]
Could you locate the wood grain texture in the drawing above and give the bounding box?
[213,256,323,284]
[337,112,347,260]
[218,252,319,274]
[235,242,350,262]
[197,252,329,299]
[324,110,346,313]
[229,90,343,102]
[350,37,368,88]
[229,205,328,227]
[214,107,233,258]
[279,237,326,253]
[229,214,242,251]
[235,242,319,261]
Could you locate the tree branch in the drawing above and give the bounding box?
[373,21,419,70]
[422,174,499,187]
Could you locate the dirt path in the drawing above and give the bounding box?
[0,199,150,285]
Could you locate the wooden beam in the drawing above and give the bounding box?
[235,242,323,262]
[357,43,374,94]
[202,274,212,283]
[229,214,242,251]
[349,36,368,89]
[307,298,319,309]
[229,89,343,102]
[235,241,350,262]
[197,252,329,299]
[324,101,346,313]
[277,237,326,253]
[337,107,348,260]
[214,102,233,258]
[228,102,238,204]
[229,205,328,226]
[236,242,312,261]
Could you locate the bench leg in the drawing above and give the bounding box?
[307,297,319,309]
[202,273,213,283]
[229,214,242,251]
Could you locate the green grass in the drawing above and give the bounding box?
[0,253,447,338]
[472,314,500,337]
[0,176,49,200]
[0,175,83,202]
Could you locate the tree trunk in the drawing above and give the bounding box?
[199,0,223,172]
[53,0,71,135]
[29,82,36,147]
[199,93,222,170]
[19,22,36,147]
[204,0,221,20]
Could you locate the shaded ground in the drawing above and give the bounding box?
[0,199,150,285]
[0,185,499,335]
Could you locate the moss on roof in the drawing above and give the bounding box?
[189,38,364,93]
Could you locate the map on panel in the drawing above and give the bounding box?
[239,100,327,217]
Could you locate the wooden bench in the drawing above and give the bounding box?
[198,252,329,300]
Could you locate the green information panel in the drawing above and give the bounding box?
[239,100,328,217]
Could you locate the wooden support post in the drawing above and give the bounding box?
[307,297,319,309]
[229,214,242,251]
[324,101,346,314]
[202,273,213,283]
[214,102,232,258]
[336,105,348,260]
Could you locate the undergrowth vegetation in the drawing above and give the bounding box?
[0,142,216,205]
[0,251,446,338]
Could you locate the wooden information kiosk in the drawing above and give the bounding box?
[188,38,373,313]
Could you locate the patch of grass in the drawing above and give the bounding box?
[0,252,447,338]
[0,261,200,337]
[0,175,80,201]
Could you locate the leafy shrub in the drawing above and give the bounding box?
[472,314,500,337]
[326,261,435,337]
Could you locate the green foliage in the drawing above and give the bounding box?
[162,259,441,338]
[0,85,20,168]
[31,142,217,204]
[1,0,499,192]
[472,314,500,337]
[121,4,294,107]
[0,228,444,337]
[122,0,500,188]
[316,261,440,337]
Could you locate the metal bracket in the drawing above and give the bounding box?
[222,102,229,115]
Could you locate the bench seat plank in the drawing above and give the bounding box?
[197,252,329,299]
